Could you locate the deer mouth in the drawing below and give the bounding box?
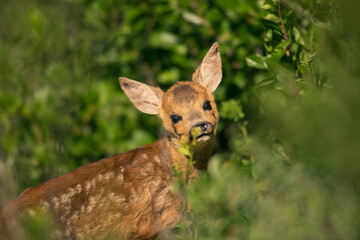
[195,133,212,142]
[189,134,211,143]
[189,131,214,143]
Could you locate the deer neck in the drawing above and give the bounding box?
[166,136,213,179]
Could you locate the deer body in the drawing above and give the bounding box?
[1,42,222,239]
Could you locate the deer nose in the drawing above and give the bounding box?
[189,121,214,139]
[200,123,208,131]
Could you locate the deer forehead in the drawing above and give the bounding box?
[162,82,212,111]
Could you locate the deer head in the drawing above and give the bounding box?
[119,42,222,153]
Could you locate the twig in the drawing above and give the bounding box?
[278,1,289,41]
[328,0,340,17]
[278,1,291,57]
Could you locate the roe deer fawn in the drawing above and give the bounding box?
[0,42,222,239]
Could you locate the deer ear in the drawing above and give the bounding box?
[119,77,164,115]
[192,42,222,93]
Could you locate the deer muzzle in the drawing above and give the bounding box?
[189,121,214,142]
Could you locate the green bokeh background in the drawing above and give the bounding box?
[1,0,359,239]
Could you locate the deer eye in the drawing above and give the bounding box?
[203,100,212,111]
[170,114,182,124]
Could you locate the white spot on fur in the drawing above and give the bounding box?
[52,196,60,210]
[40,201,50,211]
[69,188,76,197]
[142,153,148,159]
[146,162,154,172]
[117,173,124,183]
[75,183,82,194]
[63,205,71,215]
[87,196,96,213]
[108,192,125,203]
[97,174,104,182]
[60,194,67,203]
[91,178,96,188]
[154,155,161,164]
[60,187,78,205]
[85,181,91,192]
[68,211,79,224]
[104,171,114,181]
[61,193,70,204]
[139,162,155,177]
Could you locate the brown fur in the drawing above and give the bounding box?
[0,42,222,239]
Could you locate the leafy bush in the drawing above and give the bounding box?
[1,0,359,239]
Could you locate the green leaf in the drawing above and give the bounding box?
[158,68,180,84]
[178,146,190,156]
[261,4,273,11]
[182,11,203,25]
[264,29,273,42]
[246,55,268,70]
[293,27,305,46]
[263,13,281,24]
[150,32,178,49]
[220,99,245,122]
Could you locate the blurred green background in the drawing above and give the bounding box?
[1,0,359,239]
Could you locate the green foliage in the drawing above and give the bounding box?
[1,0,359,239]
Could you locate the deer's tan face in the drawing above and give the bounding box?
[160,82,218,142]
[119,42,222,146]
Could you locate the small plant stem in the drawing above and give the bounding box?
[278,1,289,41]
